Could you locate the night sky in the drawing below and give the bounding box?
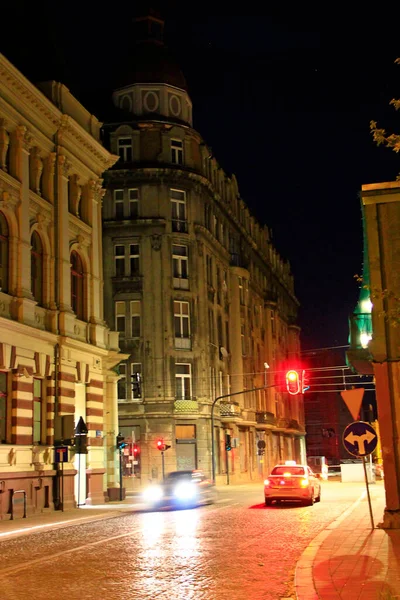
[3,3,400,350]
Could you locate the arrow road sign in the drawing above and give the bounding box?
[343,421,378,457]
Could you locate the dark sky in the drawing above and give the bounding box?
[3,2,400,350]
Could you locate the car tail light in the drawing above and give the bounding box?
[264,479,270,486]
[300,479,309,488]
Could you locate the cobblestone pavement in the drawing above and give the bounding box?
[0,481,366,600]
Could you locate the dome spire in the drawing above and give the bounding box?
[133,9,165,46]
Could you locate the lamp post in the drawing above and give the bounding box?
[211,380,276,483]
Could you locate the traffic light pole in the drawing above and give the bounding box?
[119,448,123,501]
[211,383,277,483]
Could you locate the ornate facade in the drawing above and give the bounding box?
[102,13,306,486]
[0,53,122,518]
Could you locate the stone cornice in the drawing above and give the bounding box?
[0,54,60,134]
[0,54,118,174]
[59,115,119,173]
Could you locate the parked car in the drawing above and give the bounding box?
[142,469,217,509]
[264,461,321,506]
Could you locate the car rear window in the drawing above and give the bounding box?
[271,466,306,476]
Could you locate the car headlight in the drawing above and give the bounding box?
[142,485,164,503]
[173,482,197,501]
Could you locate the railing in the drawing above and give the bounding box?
[172,219,188,233]
[174,337,192,350]
[174,400,198,413]
[256,411,276,425]
[10,489,27,520]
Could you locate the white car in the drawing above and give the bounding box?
[264,461,321,506]
[142,470,217,509]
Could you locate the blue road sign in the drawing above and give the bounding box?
[343,421,378,457]
[55,446,68,463]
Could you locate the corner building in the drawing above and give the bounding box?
[102,13,305,486]
[0,53,123,516]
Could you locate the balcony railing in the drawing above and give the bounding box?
[175,336,191,350]
[220,401,241,417]
[174,400,198,413]
[172,219,188,233]
[256,411,276,425]
[173,276,189,290]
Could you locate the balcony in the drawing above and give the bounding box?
[172,219,188,233]
[256,411,276,426]
[230,253,249,269]
[219,401,241,418]
[174,336,191,350]
[174,399,198,413]
[112,275,143,293]
[173,276,189,290]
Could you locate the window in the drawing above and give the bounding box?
[115,245,125,277]
[117,137,132,162]
[175,363,191,400]
[129,189,139,218]
[115,301,126,334]
[71,251,84,319]
[171,189,187,232]
[173,245,188,289]
[171,139,183,165]
[33,378,42,444]
[241,323,246,355]
[206,255,213,286]
[31,231,43,305]
[209,308,214,344]
[130,300,141,337]
[174,301,190,349]
[217,315,223,348]
[131,363,142,399]
[238,276,245,305]
[216,266,221,304]
[114,190,124,219]
[129,244,140,275]
[0,372,7,443]
[0,212,9,292]
[117,362,126,401]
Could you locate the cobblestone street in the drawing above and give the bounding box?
[0,481,367,600]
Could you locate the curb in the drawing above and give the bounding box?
[294,490,367,600]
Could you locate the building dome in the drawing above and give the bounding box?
[115,12,188,92]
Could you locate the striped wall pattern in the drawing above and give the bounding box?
[86,378,104,447]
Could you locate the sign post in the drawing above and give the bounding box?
[343,420,378,529]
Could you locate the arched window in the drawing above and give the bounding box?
[31,231,43,305]
[71,251,84,319]
[0,212,9,293]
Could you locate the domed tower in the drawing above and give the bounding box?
[102,9,304,491]
[112,10,192,126]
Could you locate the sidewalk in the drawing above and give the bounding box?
[295,481,400,600]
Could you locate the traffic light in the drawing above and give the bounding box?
[131,372,142,398]
[286,370,301,395]
[133,443,139,457]
[225,434,232,451]
[116,433,126,449]
[156,439,171,451]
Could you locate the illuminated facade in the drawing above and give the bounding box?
[102,12,305,486]
[348,181,400,528]
[0,53,122,517]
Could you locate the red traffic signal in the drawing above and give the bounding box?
[133,444,139,456]
[286,370,301,395]
[156,439,171,451]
